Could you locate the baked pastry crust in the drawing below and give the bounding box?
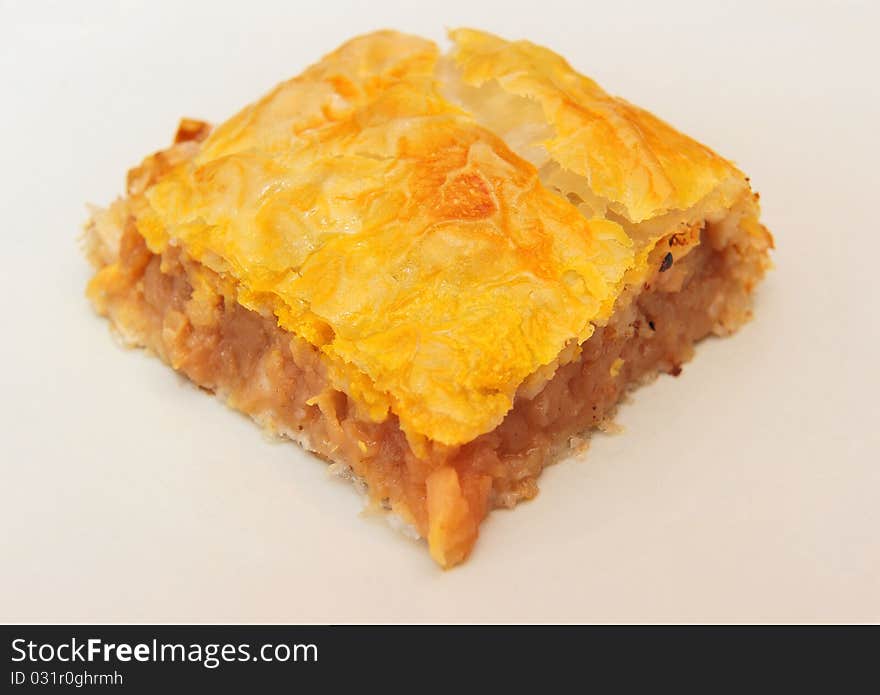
[134,31,635,449]
[85,29,772,567]
[448,29,740,223]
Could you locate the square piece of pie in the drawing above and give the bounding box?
[84,29,773,567]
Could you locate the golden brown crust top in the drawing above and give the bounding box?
[448,29,742,223]
[121,29,754,447]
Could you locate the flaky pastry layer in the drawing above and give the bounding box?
[93,29,769,449]
[84,29,773,566]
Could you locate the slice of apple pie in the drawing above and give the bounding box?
[84,29,773,567]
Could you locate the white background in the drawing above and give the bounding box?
[1,0,877,622]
